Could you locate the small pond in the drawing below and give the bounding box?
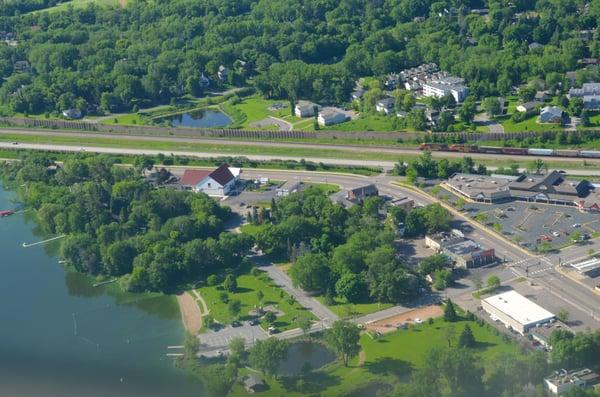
[278,341,336,376]
[161,109,231,128]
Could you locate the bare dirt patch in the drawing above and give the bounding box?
[177,292,202,334]
[366,305,443,334]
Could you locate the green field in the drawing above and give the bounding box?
[317,296,394,318]
[229,317,522,396]
[196,272,315,331]
[304,182,341,194]
[220,96,291,128]
[30,0,121,13]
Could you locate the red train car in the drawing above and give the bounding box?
[419,143,448,151]
[501,147,528,155]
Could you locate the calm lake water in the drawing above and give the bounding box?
[0,186,203,397]
[278,341,336,376]
[163,109,231,128]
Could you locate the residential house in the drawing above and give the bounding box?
[346,184,378,203]
[351,88,366,101]
[545,369,600,396]
[376,97,394,114]
[13,60,30,73]
[535,90,551,101]
[244,374,266,394]
[180,164,240,196]
[62,108,82,119]
[217,65,229,81]
[568,83,600,109]
[294,100,320,117]
[516,101,541,113]
[317,108,349,126]
[528,42,544,50]
[539,106,564,123]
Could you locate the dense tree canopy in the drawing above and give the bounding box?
[2,0,600,114]
[0,153,252,292]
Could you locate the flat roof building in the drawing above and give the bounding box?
[545,368,600,395]
[569,258,600,278]
[482,290,555,335]
[425,230,495,269]
[445,173,512,203]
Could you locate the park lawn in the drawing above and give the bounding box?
[304,182,341,194]
[316,296,394,318]
[220,95,293,128]
[229,317,523,396]
[30,0,120,13]
[196,272,315,331]
[102,113,144,126]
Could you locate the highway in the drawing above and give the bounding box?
[3,127,600,167]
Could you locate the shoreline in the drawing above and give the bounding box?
[176,292,203,334]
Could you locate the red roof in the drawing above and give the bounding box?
[208,164,235,186]
[180,169,211,186]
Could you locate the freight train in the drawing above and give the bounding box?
[418,143,600,159]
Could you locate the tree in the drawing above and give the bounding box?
[527,159,547,174]
[459,98,477,123]
[228,299,241,318]
[557,308,569,322]
[249,338,289,377]
[458,324,476,348]
[228,337,246,367]
[487,275,501,289]
[325,320,361,366]
[298,317,312,337]
[223,274,237,292]
[444,299,458,322]
[443,323,456,347]
[335,272,364,303]
[256,290,264,305]
[482,97,502,117]
[264,311,276,324]
[289,253,330,293]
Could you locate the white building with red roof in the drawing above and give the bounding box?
[180,165,240,196]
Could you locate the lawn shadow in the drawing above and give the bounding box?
[279,371,341,393]
[364,357,413,381]
[233,287,253,294]
[473,340,496,349]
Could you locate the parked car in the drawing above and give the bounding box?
[572,223,581,228]
[267,326,279,335]
[414,318,423,324]
[248,319,260,326]
[552,231,560,237]
[231,320,242,327]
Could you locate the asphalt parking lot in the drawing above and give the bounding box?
[197,323,268,356]
[462,200,600,251]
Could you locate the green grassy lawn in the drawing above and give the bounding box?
[316,296,394,318]
[239,223,267,237]
[320,113,401,132]
[102,113,144,125]
[496,113,563,132]
[229,317,522,396]
[304,182,341,194]
[29,0,120,13]
[219,95,292,128]
[197,272,315,331]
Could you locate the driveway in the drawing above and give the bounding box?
[474,113,504,133]
[253,255,339,325]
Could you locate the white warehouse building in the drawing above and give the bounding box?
[481,290,555,335]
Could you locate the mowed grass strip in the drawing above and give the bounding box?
[196,272,315,331]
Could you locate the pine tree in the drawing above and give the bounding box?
[444,299,458,322]
[458,324,476,348]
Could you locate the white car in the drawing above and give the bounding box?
[572,223,581,228]
[414,318,423,324]
[552,231,560,237]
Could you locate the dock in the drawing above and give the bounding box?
[22,234,66,248]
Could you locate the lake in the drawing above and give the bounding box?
[0,186,204,397]
[162,109,231,128]
[278,341,336,376]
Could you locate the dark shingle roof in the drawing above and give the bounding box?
[209,164,235,185]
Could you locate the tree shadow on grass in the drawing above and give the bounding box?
[232,287,253,293]
[473,341,496,350]
[279,371,341,394]
[364,358,413,382]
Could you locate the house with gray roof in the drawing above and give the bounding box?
[539,106,563,123]
[568,82,600,109]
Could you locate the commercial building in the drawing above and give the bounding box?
[346,184,378,203]
[446,171,600,211]
[569,258,600,278]
[389,196,415,212]
[481,290,555,335]
[425,230,495,268]
[180,165,240,196]
[530,321,572,349]
[445,173,512,203]
[545,368,600,395]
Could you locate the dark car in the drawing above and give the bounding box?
[248,319,260,326]
[231,320,242,327]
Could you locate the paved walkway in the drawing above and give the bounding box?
[254,255,339,325]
